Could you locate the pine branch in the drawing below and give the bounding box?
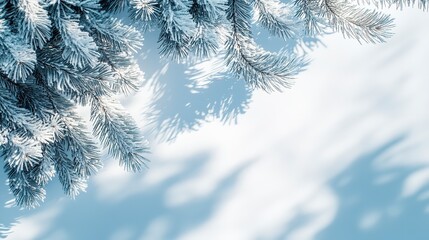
[56,18,100,68]
[98,46,144,94]
[357,0,429,10]
[4,161,46,208]
[294,0,324,34]
[225,0,306,91]
[318,0,395,43]
[0,80,54,144]
[86,12,143,52]
[129,0,160,29]
[91,96,149,172]
[188,0,227,58]
[391,0,429,9]
[36,48,113,104]
[0,33,36,82]
[39,87,102,197]
[252,0,299,39]
[158,0,196,61]
[49,0,99,68]
[12,0,52,49]
[102,0,129,12]
[1,0,148,209]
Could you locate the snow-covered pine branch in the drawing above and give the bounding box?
[0,0,148,208]
[318,0,395,43]
[91,96,149,172]
[225,0,306,91]
[356,0,429,10]
[11,0,52,49]
[0,25,37,82]
[158,0,196,60]
[252,0,299,39]
[294,0,325,34]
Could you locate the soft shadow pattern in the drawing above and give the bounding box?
[312,135,429,240]
[140,24,318,142]
[272,211,317,240]
[140,29,254,141]
[145,73,252,141]
[253,25,325,55]
[0,222,15,239]
[24,152,253,240]
[0,159,21,239]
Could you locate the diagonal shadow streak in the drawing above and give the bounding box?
[272,134,429,240]
[315,136,429,240]
[22,152,254,240]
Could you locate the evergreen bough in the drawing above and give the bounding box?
[0,0,427,208]
[0,0,148,208]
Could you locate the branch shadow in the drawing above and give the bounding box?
[0,160,22,238]
[272,134,429,240]
[139,23,320,142]
[139,30,254,142]
[7,151,254,240]
[144,71,252,141]
[0,222,16,239]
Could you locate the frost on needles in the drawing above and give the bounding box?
[0,0,148,208]
[0,0,428,208]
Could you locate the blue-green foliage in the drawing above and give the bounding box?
[0,0,148,208]
[0,0,427,208]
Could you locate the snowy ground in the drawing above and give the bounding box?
[2,8,429,240]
